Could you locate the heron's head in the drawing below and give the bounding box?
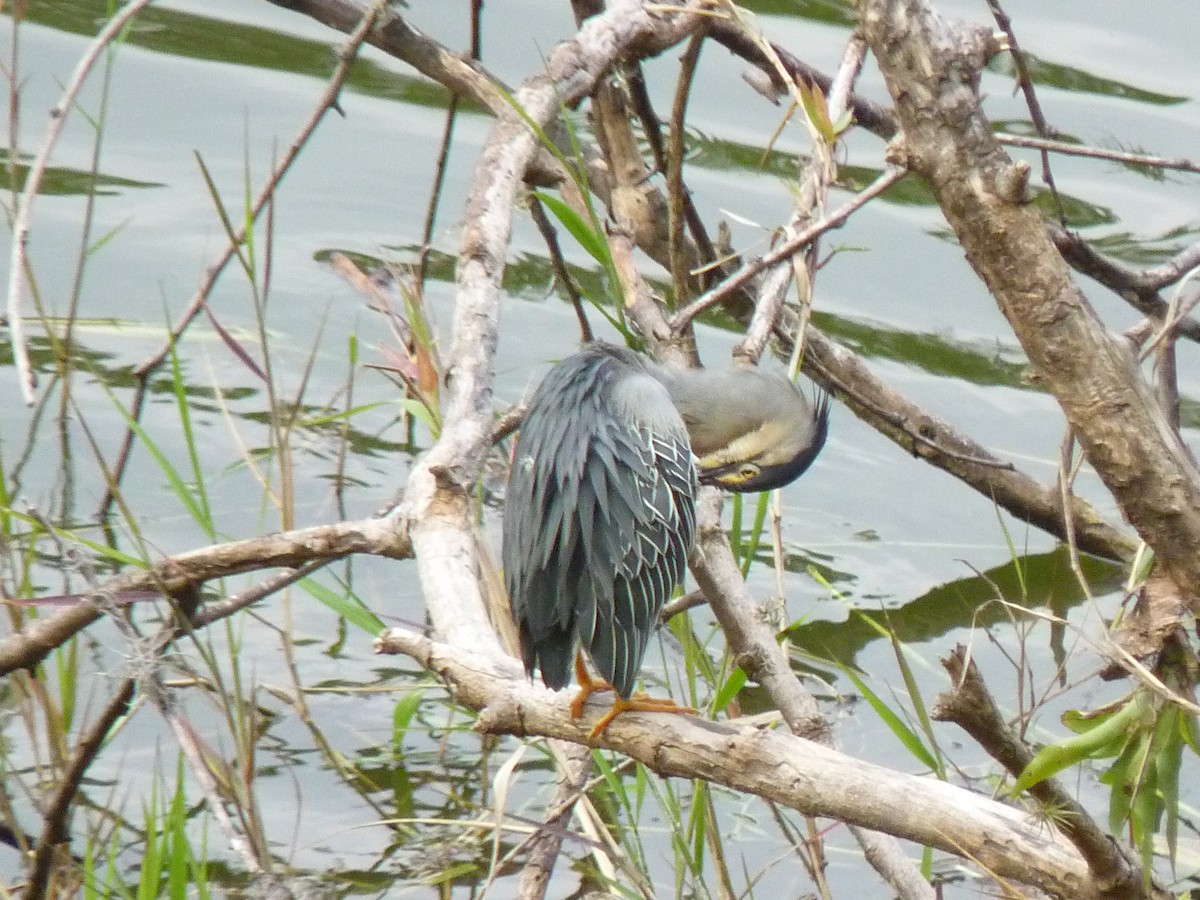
[661,367,831,493]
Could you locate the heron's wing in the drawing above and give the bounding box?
[503,350,627,689]
[502,347,698,696]
[502,362,589,690]
[581,372,698,697]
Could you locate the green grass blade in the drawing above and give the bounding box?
[712,667,748,716]
[533,191,612,267]
[838,663,940,773]
[392,687,427,750]
[167,333,215,539]
[105,389,214,534]
[300,576,384,634]
[880,612,945,778]
[3,510,150,569]
[167,757,191,900]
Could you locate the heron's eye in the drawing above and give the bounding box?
[737,463,760,481]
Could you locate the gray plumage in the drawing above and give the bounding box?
[503,344,697,698]
[502,342,830,698]
[660,365,830,492]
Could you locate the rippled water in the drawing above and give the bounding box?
[3,0,1199,895]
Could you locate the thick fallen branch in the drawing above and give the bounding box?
[377,627,1107,900]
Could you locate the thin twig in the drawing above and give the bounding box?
[790,321,1138,561]
[626,65,720,285]
[707,20,898,140]
[528,195,593,342]
[98,2,384,517]
[733,248,791,362]
[997,132,1200,175]
[414,97,460,289]
[825,33,867,123]
[0,516,411,677]
[190,558,342,630]
[738,33,863,365]
[514,742,593,900]
[670,167,906,331]
[667,31,706,305]
[5,0,156,405]
[25,680,136,900]
[1057,432,1092,603]
[1142,241,1200,291]
[986,0,1065,222]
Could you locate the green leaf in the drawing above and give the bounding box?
[797,79,836,145]
[300,577,384,634]
[425,861,478,885]
[1127,737,1159,864]
[1013,692,1150,795]
[712,667,748,715]
[399,396,439,435]
[534,191,612,267]
[1101,740,1134,833]
[1157,707,1184,869]
[1180,709,1200,755]
[301,401,389,428]
[1062,699,1126,734]
[1103,728,1152,834]
[392,688,426,750]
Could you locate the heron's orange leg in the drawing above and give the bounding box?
[569,653,696,739]
[568,651,613,719]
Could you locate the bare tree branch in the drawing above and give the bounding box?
[934,646,1144,898]
[859,0,1200,613]
[0,518,411,676]
[796,322,1139,562]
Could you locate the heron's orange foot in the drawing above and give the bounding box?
[587,694,697,741]
[568,676,614,719]
[569,651,616,718]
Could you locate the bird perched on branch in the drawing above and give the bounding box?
[502,342,830,738]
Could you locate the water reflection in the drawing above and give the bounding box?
[787,546,1123,670]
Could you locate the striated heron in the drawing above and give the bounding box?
[502,342,830,737]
